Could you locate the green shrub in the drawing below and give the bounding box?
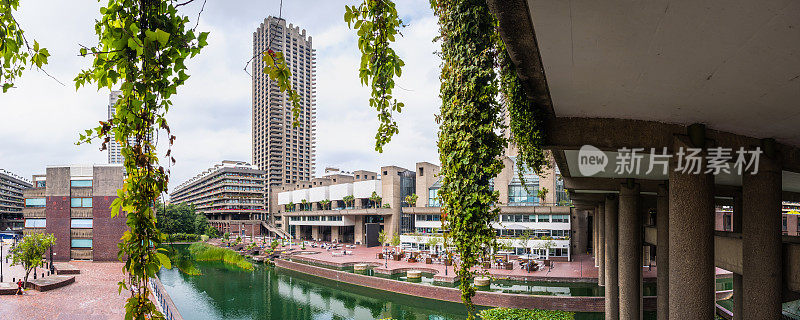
[167,233,200,242]
[477,308,574,320]
[188,242,254,271]
[200,235,209,242]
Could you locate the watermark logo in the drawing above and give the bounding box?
[577,145,763,176]
[578,145,607,176]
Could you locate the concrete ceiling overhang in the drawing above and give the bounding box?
[525,0,800,146]
[487,0,800,195]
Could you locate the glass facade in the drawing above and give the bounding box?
[71,197,93,208]
[71,239,93,248]
[24,219,46,228]
[25,198,46,207]
[70,180,93,187]
[71,219,93,228]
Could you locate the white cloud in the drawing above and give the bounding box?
[0,1,442,189]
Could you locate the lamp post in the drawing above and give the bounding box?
[441,228,450,277]
[49,245,54,274]
[1,239,5,282]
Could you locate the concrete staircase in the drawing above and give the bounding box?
[262,221,292,239]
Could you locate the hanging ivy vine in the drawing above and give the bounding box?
[344,0,405,152]
[0,0,50,92]
[498,40,550,182]
[75,0,208,318]
[431,0,505,317]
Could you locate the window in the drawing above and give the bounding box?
[71,239,93,248]
[71,219,93,228]
[25,198,46,207]
[70,180,93,187]
[508,184,539,205]
[25,219,46,228]
[35,181,46,188]
[783,217,788,232]
[419,167,424,176]
[71,198,92,208]
[552,215,570,223]
[723,214,732,231]
[428,188,441,207]
[537,215,550,223]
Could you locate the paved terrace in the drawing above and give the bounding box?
[0,261,127,320]
[279,242,733,282]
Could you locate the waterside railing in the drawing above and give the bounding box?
[149,275,183,320]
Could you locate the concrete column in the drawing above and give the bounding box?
[733,273,743,319]
[311,226,320,241]
[605,195,620,320]
[668,137,715,320]
[732,191,743,319]
[598,204,606,286]
[354,216,364,245]
[331,226,340,242]
[656,184,669,320]
[742,154,782,319]
[594,208,599,266]
[619,182,641,320]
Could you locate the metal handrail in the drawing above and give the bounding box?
[148,276,183,320]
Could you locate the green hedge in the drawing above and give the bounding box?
[477,308,574,320]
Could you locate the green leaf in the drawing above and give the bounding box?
[153,28,170,46]
[156,252,171,269]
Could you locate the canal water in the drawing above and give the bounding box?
[156,245,694,319]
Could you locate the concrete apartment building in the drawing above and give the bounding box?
[0,169,32,232]
[272,159,579,260]
[252,16,317,193]
[401,158,577,260]
[170,161,285,238]
[22,164,125,261]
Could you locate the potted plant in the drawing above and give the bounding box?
[343,195,355,209]
[320,199,331,210]
[378,230,387,246]
[369,192,382,208]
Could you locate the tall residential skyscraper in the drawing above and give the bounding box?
[108,91,124,164]
[107,90,153,164]
[252,17,317,190]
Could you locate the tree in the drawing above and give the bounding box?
[390,233,400,247]
[378,230,387,246]
[404,194,418,207]
[343,195,355,208]
[156,203,196,234]
[287,202,295,212]
[10,233,56,288]
[320,199,331,210]
[537,187,549,204]
[369,191,382,208]
[301,199,309,211]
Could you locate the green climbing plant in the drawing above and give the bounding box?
[431,0,504,317]
[0,0,50,92]
[74,1,208,318]
[344,0,405,152]
[498,41,550,182]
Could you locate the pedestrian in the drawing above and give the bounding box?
[16,280,23,295]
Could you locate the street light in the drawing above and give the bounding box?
[1,239,5,282]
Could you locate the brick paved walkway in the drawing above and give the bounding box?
[0,261,127,320]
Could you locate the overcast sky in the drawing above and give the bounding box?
[0,0,441,189]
